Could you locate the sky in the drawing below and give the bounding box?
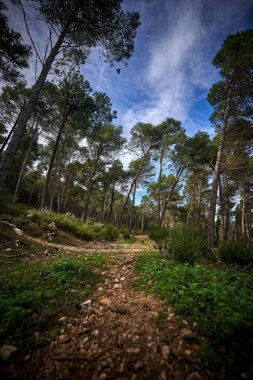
[81,0,253,140]
[6,0,253,137]
[4,0,253,147]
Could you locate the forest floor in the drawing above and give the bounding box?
[0,218,211,380]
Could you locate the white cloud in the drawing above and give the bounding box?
[120,0,253,136]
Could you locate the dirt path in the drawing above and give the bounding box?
[12,248,209,380]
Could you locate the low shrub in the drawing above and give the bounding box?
[100,224,119,241]
[218,241,253,267]
[0,194,28,216]
[168,227,210,264]
[148,225,169,243]
[120,228,132,240]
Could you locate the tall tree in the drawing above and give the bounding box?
[207,30,253,248]
[0,0,140,186]
[0,0,30,83]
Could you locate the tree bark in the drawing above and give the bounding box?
[119,152,150,225]
[0,22,71,187]
[14,125,39,198]
[41,110,71,208]
[160,164,186,226]
[207,97,231,249]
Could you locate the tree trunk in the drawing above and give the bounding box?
[14,125,39,198]
[0,113,21,156]
[108,184,115,223]
[119,152,150,225]
[160,164,186,226]
[157,150,164,224]
[41,110,71,208]
[0,22,71,187]
[207,97,230,249]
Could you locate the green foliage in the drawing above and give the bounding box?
[28,210,120,241]
[0,194,28,216]
[218,241,253,267]
[100,224,119,241]
[168,227,210,264]
[149,226,210,264]
[0,252,107,351]
[120,228,132,240]
[0,0,31,83]
[148,225,169,243]
[135,253,253,376]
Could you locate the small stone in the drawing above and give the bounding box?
[99,298,111,307]
[58,335,70,344]
[184,349,192,356]
[159,370,167,380]
[113,283,122,290]
[13,227,23,236]
[133,360,145,371]
[187,372,202,380]
[98,287,103,291]
[58,316,67,323]
[161,345,170,360]
[119,362,124,374]
[5,248,12,252]
[0,345,18,361]
[120,277,125,281]
[81,300,92,310]
[93,330,99,336]
[114,278,119,283]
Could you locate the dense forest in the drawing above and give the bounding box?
[0,0,253,379]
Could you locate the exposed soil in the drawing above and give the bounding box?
[0,219,212,380]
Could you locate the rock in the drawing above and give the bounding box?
[99,298,111,307]
[98,287,103,291]
[161,345,170,360]
[81,300,92,310]
[0,345,18,361]
[187,372,202,380]
[110,305,127,315]
[133,360,145,372]
[93,330,99,336]
[5,248,12,252]
[13,227,23,236]
[158,370,168,380]
[120,277,125,281]
[113,283,122,290]
[184,349,192,356]
[48,222,56,230]
[58,316,67,323]
[58,335,70,344]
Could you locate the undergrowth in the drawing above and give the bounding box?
[134,252,253,377]
[0,252,107,352]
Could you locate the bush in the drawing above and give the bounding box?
[218,241,253,267]
[120,228,132,240]
[100,224,119,241]
[148,225,169,243]
[168,227,210,264]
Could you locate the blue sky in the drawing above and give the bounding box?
[81,0,253,140]
[5,0,253,142]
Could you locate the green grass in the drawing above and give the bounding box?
[0,252,108,352]
[134,252,253,377]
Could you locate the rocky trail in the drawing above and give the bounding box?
[0,224,211,380]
